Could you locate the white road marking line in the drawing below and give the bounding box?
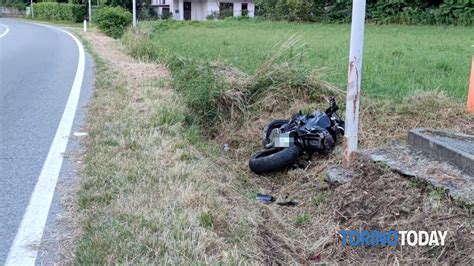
[5,22,85,266]
[0,24,10,38]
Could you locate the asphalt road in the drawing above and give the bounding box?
[0,19,93,264]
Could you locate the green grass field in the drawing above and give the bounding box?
[137,20,473,100]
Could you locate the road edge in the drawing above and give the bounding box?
[5,21,86,266]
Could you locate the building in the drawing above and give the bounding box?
[151,0,255,20]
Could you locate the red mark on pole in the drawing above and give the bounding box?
[348,58,360,121]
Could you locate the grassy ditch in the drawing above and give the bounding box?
[122,20,473,147]
[73,30,279,264]
[74,20,474,263]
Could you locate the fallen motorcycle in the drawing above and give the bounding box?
[249,97,345,175]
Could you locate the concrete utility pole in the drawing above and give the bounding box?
[88,0,92,23]
[343,0,366,165]
[132,0,137,27]
[30,0,34,18]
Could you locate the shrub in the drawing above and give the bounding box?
[72,4,87,22]
[161,10,173,20]
[165,35,341,130]
[0,1,27,10]
[206,11,218,20]
[255,0,473,26]
[94,6,132,38]
[274,0,317,22]
[33,2,86,22]
[122,23,162,61]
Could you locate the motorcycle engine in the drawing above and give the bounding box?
[298,112,333,154]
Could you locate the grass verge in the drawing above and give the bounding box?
[73,20,474,263]
[73,30,267,264]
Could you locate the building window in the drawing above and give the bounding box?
[241,3,248,16]
[219,3,233,19]
[161,7,171,19]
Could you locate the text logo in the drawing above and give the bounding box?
[340,230,447,247]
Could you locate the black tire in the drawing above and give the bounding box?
[249,145,300,175]
[262,119,290,146]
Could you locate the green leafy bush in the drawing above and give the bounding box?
[0,0,27,10]
[366,1,473,26]
[33,2,86,22]
[72,4,87,22]
[274,0,317,22]
[255,0,474,26]
[94,6,132,38]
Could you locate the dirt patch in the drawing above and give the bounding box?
[323,157,473,263]
[363,145,474,204]
[86,32,169,85]
[216,147,473,263]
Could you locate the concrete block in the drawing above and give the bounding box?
[408,129,474,176]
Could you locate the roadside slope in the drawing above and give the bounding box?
[73,31,264,264]
[74,28,473,264]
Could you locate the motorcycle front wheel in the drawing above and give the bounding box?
[249,145,300,175]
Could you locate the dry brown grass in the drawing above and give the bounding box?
[72,31,267,264]
[209,93,473,263]
[358,90,474,147]
[74,30,474,264]
[323,156,473,263]
[37,150,85,265]
[207,63,474,263]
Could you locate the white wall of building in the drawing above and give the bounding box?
[154,0,254,20]
[192,0,207,20]
[233,2,241,17]
[207,0,254,18]
[247,2,255,17]
[206,1,219,17]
